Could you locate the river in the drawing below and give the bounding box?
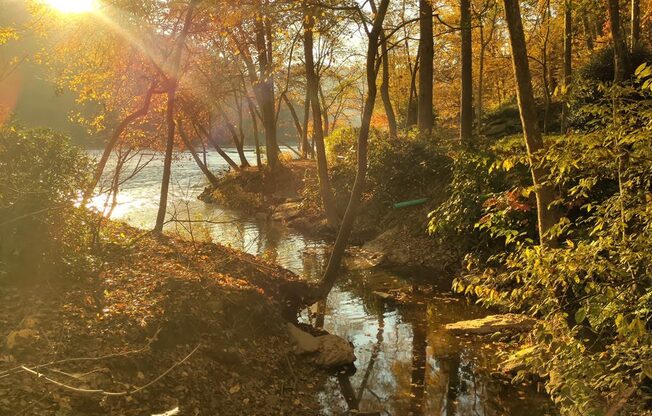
[89,148,556,416]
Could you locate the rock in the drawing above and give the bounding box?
[272,202,302,222]
[286,323,319,354]
[343,247,383,270]
[444,314,537,335]
[286,324,356,368]
[313,334,356,368]
[361,227,404,265]
[372,291,393,300]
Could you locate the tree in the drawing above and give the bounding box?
[303,1,340,228]
[230,0,281,172]
[418,0,434,133]
[317,0,390,298]
[154,0,198,234]
[503,0,559,248]
[607,0,628,82]
[459,0,473,146]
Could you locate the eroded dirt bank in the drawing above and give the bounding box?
[0,223,325,415]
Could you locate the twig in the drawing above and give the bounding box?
[18,344,200,397]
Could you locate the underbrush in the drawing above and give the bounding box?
[429,70,652,414]
[0,125,95,282]
[304,127,452,224]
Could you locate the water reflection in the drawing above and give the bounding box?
[89,148,555,416]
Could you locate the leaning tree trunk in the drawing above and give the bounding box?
[220,108,250,168]
[194,121,241,172]
[607,0,628,82]
[246,98,263,169]
[460,0,473,146]
[301,92,312,158]
[178,122,219,187]
[303,2,340,228]
[154,0,198,234]
[316,0,390,299]
[503,0,559,248]
[379,29,398,138]
[282,93,306,153]
[417,0,434,133]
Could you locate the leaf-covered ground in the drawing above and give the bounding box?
[0,223,325,415]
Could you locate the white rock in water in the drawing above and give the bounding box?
[314,334,356,368]
[444,314,537,335]
[286,323,319,354]
[286,324,356,368]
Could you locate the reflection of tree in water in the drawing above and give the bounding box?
[410,319,428,415]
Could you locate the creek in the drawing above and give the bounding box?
[89,148,556,415]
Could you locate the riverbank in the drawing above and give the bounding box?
[0,222,326,415]
[200,158,461,272]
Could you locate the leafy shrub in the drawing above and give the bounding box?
[325,127,452,213]
[0,125,93,281]
[578,46,652,83]
[428,133,539,257]
[482,101,562,139]
[451,75,652,415]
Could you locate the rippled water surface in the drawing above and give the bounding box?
[90,148,556,415]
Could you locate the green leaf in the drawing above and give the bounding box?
[575,307,587,324]
[634,63,647,76]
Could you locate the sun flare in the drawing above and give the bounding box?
[45,0,97,14]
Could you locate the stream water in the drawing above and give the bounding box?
[89,148,557,416]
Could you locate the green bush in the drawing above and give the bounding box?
[0,125,93,281]
[325,127,452,213]
[450,76,652,415]
[428,133,539,256]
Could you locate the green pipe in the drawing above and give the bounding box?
[393,198,428,209]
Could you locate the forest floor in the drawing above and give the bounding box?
[0,223,327,416]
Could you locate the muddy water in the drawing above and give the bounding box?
[90,148,556,416]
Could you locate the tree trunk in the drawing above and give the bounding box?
[379,28,398,138]
[194,121,241,171]
[417,0,434,133]
[220,108,250,168]
[178,122,219,187]
[477,26,485,135]
[301,92,312,158]
[503,0,559,248]
[254,5,280,171]
[303,2,340,228]
[460,0,473,146]
[154,90,177,233]
[282,93,305,154]
[561,0,572,133]
[607,0,628,82]
[582,15,594,51]
[406,54,419,127]
[319,84,330,137]
[630,0,640,52]
[247,98,263,169]
[154,0,197,234]
[316,0,390,298]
